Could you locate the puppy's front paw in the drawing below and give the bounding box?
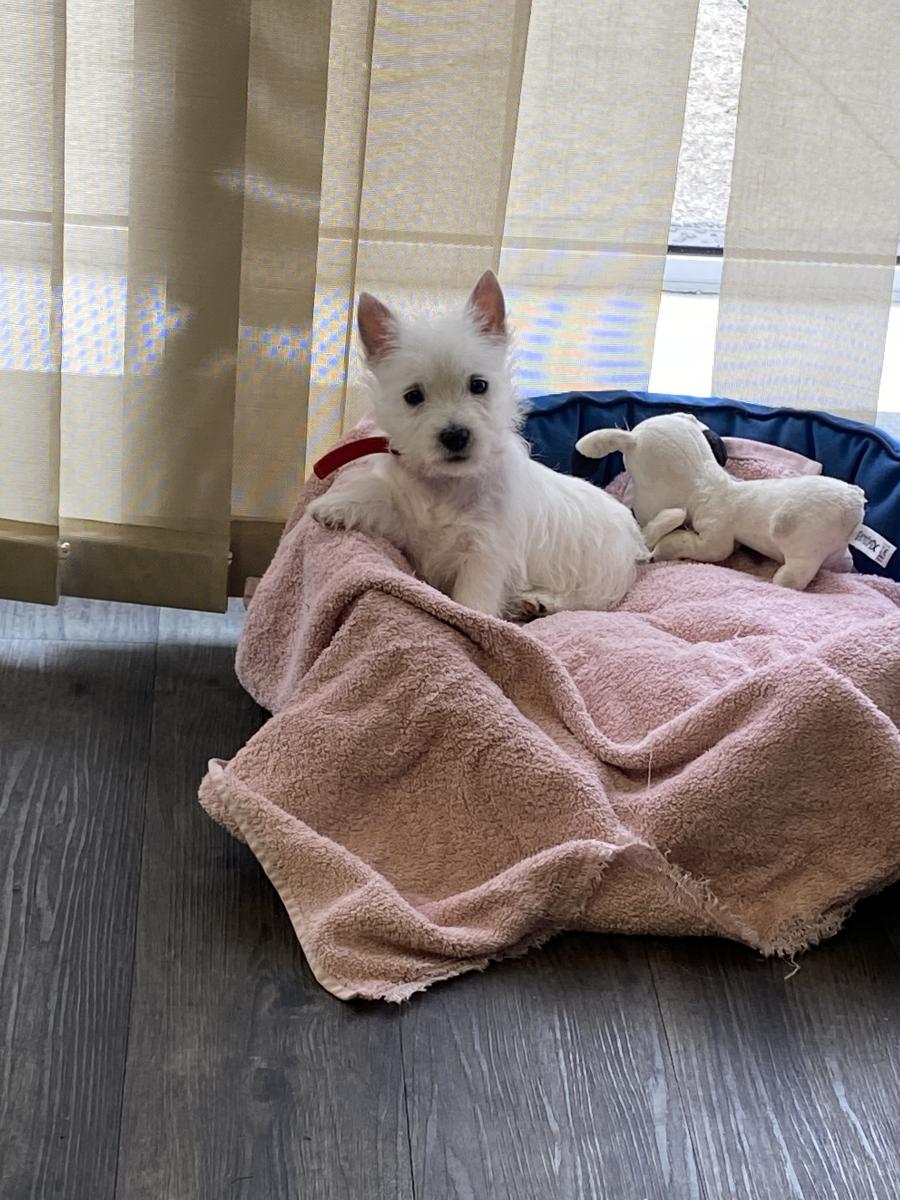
[308,495,352,531]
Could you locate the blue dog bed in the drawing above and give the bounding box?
[523,390,900,583]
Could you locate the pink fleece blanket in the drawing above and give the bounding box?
[200,445,900,1001]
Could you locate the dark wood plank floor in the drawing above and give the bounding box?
[1,596,898,1200]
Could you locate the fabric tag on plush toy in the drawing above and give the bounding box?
[851,524,896,567]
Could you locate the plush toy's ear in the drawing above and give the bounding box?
[702,427,728,467]
[575,428,635,459]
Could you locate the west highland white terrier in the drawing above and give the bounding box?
[308,271,647,619]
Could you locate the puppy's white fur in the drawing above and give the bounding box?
[577,412,866,590]
[308,272,647,618]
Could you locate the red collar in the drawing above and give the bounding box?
[312,435,398,480]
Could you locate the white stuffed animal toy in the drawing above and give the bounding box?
[576,412,866,590]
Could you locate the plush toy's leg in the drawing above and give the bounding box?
[772,556,821,590]
[822,547,854,573]
[641,508,687,551]
[651,527,735,563]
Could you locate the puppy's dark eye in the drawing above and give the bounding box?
[403,386,425,407]
[469,376,488,395]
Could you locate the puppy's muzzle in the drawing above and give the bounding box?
[438,425,471,458]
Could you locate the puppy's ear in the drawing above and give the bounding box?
[357,293,396,362]
[468,270,507,338]
[575,428,635,458]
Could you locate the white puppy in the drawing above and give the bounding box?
[307,272,647,618]
[577,411,866,590]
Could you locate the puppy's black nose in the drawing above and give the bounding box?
[439,425,471,453]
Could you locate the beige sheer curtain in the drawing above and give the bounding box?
[306,1,534,458]
[1,0,898,611]
[1,0,330,611]
[0,1,65,603]
[307,0,700,458]
[713,0,900,423]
